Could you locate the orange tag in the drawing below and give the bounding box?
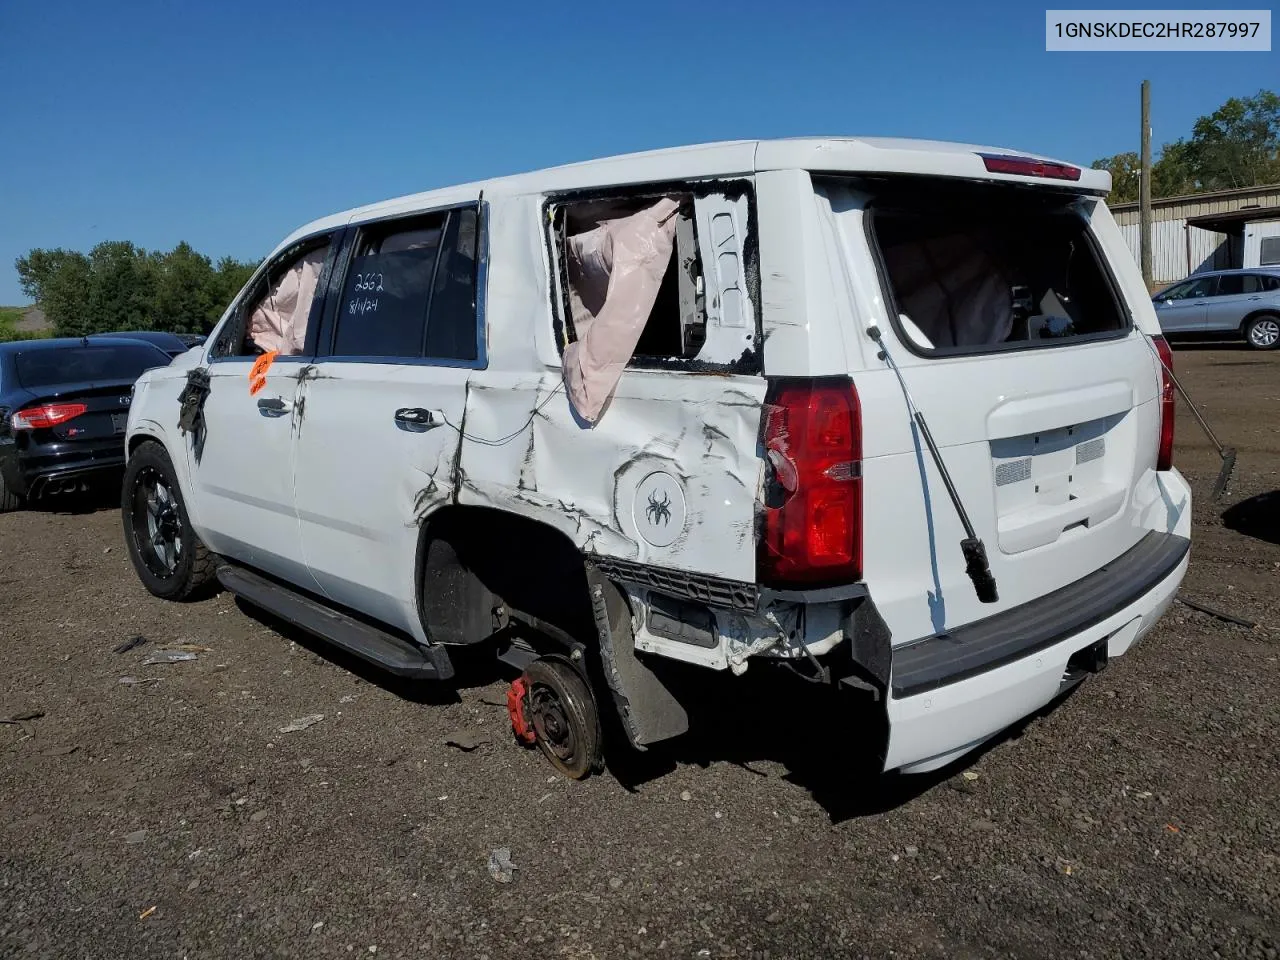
[248,350,278,396]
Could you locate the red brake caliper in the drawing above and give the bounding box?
[506,675,537,744]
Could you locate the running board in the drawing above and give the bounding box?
[217,564,454,680]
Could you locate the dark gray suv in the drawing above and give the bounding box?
[1153,268,1280,349]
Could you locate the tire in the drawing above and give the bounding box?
[0,472,22,513]
[1243,314,1280,350]
[121,441,217,601]
[523,658,602,780]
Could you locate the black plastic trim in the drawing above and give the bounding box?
[891,531,1189,698]
[217,563,453,680]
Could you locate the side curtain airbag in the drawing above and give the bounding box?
[562,197,679,423]
[248,247,327,355]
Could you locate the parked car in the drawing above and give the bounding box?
[0,337,172,510]
[1152,268,1280,349]
[88,330,195,358]
[120,138,1191,780]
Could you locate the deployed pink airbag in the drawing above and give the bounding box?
[247,246,328,355]
[562,197,679,423]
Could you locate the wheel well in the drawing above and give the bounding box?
[128,434,161,457]
[414,506,596,650]
[1240,309,1280,333]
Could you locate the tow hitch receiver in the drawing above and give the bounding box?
[1061,637,1109,690]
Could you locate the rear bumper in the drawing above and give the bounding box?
[1,442,125,498]
[883,472,1192,773]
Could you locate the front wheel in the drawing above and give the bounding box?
[1244,314,1280,350]
[121,442,217,601]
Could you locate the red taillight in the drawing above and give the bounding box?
[978,153,1082,181]
[11,402,88,431]
[1154,335,1175,470]
[758,378,862,585]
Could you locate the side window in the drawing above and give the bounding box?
[1261,237,1280,266]
[1257,274,1280,292]
[1178,275,1217,299]
[1216,274,1244,296]
[212,237,332,359]
[331,207,479,362]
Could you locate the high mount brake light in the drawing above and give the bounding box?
[978,153,1082,181]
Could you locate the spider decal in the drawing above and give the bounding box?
[645,490,673,527]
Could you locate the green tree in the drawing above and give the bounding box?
[1092,151,1141,202]
[1183,89,1280,190]
[16,242,258,337]
[1096,89,1279,200]
[152,242,218,334]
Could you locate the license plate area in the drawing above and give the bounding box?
[111,413,128,434]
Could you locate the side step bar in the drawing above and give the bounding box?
[217,564,454,680]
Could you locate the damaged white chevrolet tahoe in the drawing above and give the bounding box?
[120,138,1191,780]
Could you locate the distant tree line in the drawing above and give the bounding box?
[15,241,259,338]
[1093,89,1280,204]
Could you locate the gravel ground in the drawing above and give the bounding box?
[1,343,1277,959]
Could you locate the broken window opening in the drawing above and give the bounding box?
[867,185,1129,355]
[556,194,706,362]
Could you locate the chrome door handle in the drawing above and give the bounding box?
[394,407,438,428]
[257,397,291,416]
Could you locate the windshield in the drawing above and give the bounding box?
[14,345,169,389]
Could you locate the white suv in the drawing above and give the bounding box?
[121,138,1191,780]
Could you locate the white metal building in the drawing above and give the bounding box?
[1109,183,1280,286]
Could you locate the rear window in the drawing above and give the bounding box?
[866,184,1129,355]
[14,345,168,388]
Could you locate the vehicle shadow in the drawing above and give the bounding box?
[30,482,121,516]
[1221,491,1280,546]
[605,662,1081,823]
[232,592,1079,820]
[231,596,504,706]
[1163,338,1251,351]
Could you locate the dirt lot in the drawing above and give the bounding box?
[1,344,1278,959]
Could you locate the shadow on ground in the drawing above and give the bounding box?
[230,591,1084,823]
[1221,490,1280,545]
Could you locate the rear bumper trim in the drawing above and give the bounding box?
[891,531,1190,698]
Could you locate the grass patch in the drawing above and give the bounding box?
[0,306,53,343]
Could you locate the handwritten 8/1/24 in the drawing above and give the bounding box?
[349,296,379,316]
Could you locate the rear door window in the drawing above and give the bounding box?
[330,207,480,362]
[14,345,169,388]
[1216,275,1246,296]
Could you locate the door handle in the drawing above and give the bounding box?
[257,397,292,416]
[394,407,440,429]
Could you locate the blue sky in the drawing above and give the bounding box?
[1,1,1276,305]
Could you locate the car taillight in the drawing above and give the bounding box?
[11,402,88,431]
[758,378,862,585]
[1154,335,1175,470]
[978,153,1082,181]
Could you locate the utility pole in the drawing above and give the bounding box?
[1140,79,1153,288]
